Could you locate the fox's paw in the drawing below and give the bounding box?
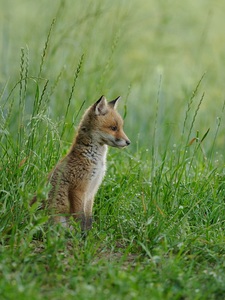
[81,215,93,232]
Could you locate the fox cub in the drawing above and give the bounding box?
[34,95,130,231]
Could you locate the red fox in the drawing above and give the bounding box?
[33,95,130,231]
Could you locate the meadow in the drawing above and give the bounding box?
[1,0,225,299]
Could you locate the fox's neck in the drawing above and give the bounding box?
[71,130,108,157]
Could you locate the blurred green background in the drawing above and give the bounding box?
[1,0,225,156]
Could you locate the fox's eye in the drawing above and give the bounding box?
[110,126,117,131]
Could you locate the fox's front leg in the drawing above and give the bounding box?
[48,186,70,227]
[69,189,94,232]
[83,197,94,231]
[68,189,85,228]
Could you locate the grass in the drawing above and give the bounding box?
[1,0,225,299]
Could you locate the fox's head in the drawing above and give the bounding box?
[80,95,130,148]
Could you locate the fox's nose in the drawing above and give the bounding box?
[126,139,131,146]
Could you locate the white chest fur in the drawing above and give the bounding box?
[84,144,108,201]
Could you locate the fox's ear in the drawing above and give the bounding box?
[108,96,121,109]
[94,95,108,115]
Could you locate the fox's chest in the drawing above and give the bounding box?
[89,150,107,182]
[86,146,107,195]
[91,156,106,181]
